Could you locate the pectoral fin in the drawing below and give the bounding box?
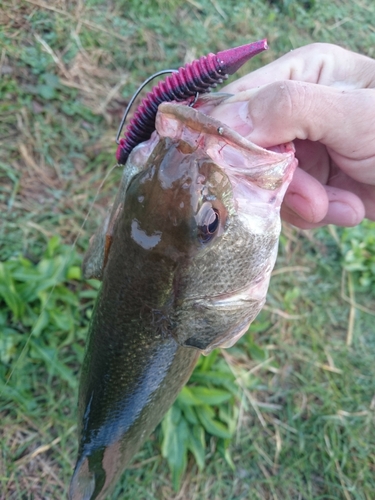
[82,161,143,280]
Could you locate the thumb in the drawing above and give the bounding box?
[210,81,342,147]
[240,81,355,147]
[215,81,375,183]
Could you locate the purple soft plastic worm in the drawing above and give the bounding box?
[116,39,268,164]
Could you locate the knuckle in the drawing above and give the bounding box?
[269,81,312,126]
[307,42,342,55]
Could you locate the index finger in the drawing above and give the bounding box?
[223,43,375,93]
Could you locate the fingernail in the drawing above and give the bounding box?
[326,202,358,226]
[284,193,315,223]
[225,89,262,135]
[211,101,253,136]
[226,88,261,104]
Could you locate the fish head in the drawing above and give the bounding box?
[124,138,234,260]
[124,97,297,355]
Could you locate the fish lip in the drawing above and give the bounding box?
[157,101,278,155]
[195,285,261,304]
[196,277,270,305]
[158,100,295,158]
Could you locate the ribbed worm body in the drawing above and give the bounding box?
[116,39,267,164]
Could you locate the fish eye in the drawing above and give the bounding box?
[197,207,220,244]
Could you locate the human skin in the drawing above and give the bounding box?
[213,43,375,229]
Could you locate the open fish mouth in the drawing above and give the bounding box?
[156,100,297,193]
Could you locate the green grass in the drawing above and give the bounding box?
[1,0,375,498]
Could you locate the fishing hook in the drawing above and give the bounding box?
[115,69,179,145]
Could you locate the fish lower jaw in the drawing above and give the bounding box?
[192,268,274,354]
[201,301,265,355]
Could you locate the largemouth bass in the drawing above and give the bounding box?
[69,95,297,500]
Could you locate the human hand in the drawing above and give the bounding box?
[213,43,375,228]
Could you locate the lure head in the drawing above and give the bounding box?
[216,39,268,75]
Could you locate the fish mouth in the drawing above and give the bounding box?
[156,101,297,192]
[267,142,295,155]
